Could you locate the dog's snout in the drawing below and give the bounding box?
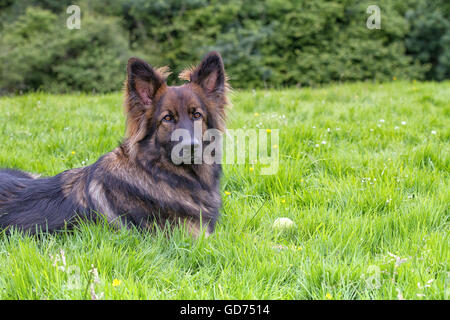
[180,136,201,149]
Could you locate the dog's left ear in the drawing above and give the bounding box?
[189,51,227,100]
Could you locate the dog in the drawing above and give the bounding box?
[0,51,229,237]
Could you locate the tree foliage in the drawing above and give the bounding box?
[0,0,447,93]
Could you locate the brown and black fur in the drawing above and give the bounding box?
[0,52,230,237]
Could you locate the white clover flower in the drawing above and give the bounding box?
[396,288,405,300]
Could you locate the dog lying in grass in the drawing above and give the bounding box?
[0,52,229,237]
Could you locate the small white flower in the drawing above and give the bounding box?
[60,250,66,267]
[431,130,436,135]
[396,288,405,300]
[387,252,407,267]
[394,126,399,130]
[327,128,331,132]
[321,141,326,145]
[90,265,100,284]
[379,119,385,123]
[370,129,374,132]
[315,144,319,148]
[401,121,406,125]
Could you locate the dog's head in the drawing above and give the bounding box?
[124,52,229,165]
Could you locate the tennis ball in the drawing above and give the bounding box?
[272,217,295,231]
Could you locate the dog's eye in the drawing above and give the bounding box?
[192,112,202,120]
[163,114,174,122]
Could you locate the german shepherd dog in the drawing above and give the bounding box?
[0,52,229,237]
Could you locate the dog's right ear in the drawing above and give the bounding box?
[126,57,165,107]
[124,58,169,149]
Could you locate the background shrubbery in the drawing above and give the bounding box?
[0,0,448,94]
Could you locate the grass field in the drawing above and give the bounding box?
[0,81,448,300]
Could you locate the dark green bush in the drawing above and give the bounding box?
[117,0,430,88]
[0,0,447,94]
[0,8,130,94]
[405,0,450,80]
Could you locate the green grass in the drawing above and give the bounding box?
[0,81,448,300]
